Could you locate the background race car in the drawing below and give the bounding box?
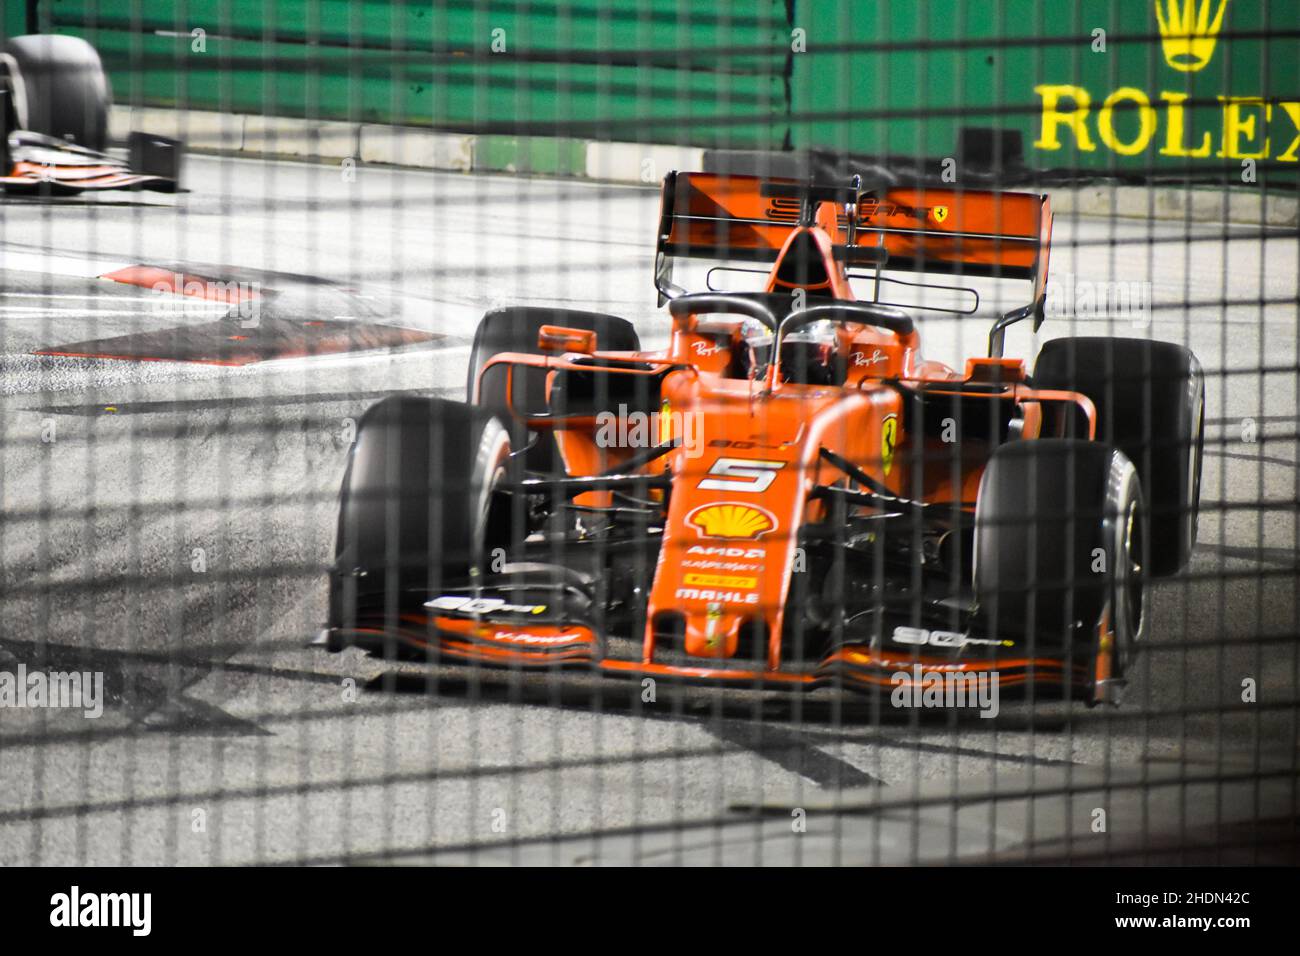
[1,34,180,192]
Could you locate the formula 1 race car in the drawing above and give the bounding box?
[1,34,180,193]
[321,172,1204,706]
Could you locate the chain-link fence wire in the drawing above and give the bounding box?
[0,0,1295,864]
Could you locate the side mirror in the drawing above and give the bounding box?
[537,325,597,354]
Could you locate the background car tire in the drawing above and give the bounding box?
[975,439,1146,682]
[3,34,110,151]
[329,396,512,630]
[467,307,639,474]
[1032,336,1203,577]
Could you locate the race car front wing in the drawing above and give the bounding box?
[2,130,181,193]
[318,575,1104,704]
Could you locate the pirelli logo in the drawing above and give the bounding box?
[682,573,758,589]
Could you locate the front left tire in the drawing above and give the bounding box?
[975,438,1146,695]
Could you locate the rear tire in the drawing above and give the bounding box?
[975,439,1146,686]
[329,396,512,630]
[1033,336,1204,576]
[467,307,639,474]
[3,34,110,150]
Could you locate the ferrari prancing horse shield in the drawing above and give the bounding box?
[881,414,899,476]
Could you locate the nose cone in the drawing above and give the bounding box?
[682,607,746,658]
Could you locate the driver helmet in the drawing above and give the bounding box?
[779,318,841,385]
[739,317,773,379]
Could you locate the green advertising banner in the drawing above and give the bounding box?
[2,3,30,41]
[39,0,790,149]
[23,0,1300,181]
[791,0,1299,177]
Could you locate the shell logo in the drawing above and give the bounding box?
[687,502,777,540]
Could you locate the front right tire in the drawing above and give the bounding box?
[329,396,512,632]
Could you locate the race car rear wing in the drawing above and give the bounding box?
[654,172,1053,355]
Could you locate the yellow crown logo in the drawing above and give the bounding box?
[687,503,776,540]
[1154,0,1231,73]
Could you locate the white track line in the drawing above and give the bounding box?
[0,307,231,316]
[0,292,161,301]
[0,249,134,278]
[253,343,472,372]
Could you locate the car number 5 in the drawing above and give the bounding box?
[698,458,784,493]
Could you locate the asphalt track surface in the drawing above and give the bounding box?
[0,155,1296,864]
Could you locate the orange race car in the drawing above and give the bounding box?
[1,34,181,193]
[321,172,1205,706]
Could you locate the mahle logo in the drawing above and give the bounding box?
[1154,0,1231,73]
